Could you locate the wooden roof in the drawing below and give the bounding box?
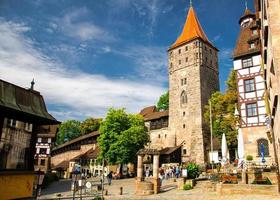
[52,131,100,151]
[139,106,156,117]
[160,146,181,155]
[71,146,100,161]
[0,79,59,125]
[140,106,169,121]
[144,110,169,121]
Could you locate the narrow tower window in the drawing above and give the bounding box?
[179,60,181,65]
[185,46,188,51]
[181,91,187,104]
[186,57,188,62]
[178,49,181,54]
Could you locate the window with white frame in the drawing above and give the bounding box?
[246,103,257,117]
[242,58,253,68]
[244,79,255,92]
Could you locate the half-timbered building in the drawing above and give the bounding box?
[233,7,274,164]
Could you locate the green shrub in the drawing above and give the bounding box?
[252,177,272,185]
[186,162,200,179]
[246,155,253,161]
[183,184,192,190]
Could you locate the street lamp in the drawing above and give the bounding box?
[35,169,45,199]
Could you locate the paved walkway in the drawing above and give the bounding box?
[39,178,280,200]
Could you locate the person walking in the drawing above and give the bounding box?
[175,166,180,178]
[107,171,113,185]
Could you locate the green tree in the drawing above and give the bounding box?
[97,108,149,165]
[80,118,101,134]
[204,70,238,148]
[56,120,81,145]
[156,91,169,111]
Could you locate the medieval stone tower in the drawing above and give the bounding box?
[168,5,219,164]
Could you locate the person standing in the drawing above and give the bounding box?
[175,166,180,178]
[107,171,113,185]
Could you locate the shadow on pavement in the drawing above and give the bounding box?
[41,179,72,195]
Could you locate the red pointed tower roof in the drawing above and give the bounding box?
[169,6,216,50]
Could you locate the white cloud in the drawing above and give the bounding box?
[113,45,168,83]
[219,48,233,60]
[0,19,166,121]
[212,34,221,42]
[57,7,113,42]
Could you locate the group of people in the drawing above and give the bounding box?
[145,165,182,184]
[159,165,181,180]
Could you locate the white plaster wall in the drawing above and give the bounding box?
[234,59,242,70]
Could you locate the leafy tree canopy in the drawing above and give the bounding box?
[80,118,101,134]
[156,91,169,111]
[97,108,149,165]
[56,120,81,146]
[204,70,238,148]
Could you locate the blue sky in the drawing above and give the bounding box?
[0,0,254,121]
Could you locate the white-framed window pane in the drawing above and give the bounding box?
[244,79,255,92]
[246,103,257,117]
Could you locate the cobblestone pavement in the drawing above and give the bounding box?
[39,178,280,200]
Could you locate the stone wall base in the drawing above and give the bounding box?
[216,183,279,196]
[135,180,154,195]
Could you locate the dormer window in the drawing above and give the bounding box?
[250,43,255,49]
[243,21,249,28]
[252,29,258,35]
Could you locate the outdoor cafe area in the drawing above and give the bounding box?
[204,130,279,196]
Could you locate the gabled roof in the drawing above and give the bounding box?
[139,106,156,117]
[144,110,169,121]
[170,6,216,50]
[0,79,59,125]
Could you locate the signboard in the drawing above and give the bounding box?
[182,169,188,178]
[86,181,92,189]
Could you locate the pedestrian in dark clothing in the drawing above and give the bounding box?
[107,171,113,185]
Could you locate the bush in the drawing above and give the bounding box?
[246,155,253,161]
[252,177,272,185]
[186,162,200,179]
[183,184,192,190]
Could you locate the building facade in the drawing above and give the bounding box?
[34,125,58,172]
[233,7,273,164]
[254,0,280,170]
[0,79,59,199]
[167,5,219,164]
